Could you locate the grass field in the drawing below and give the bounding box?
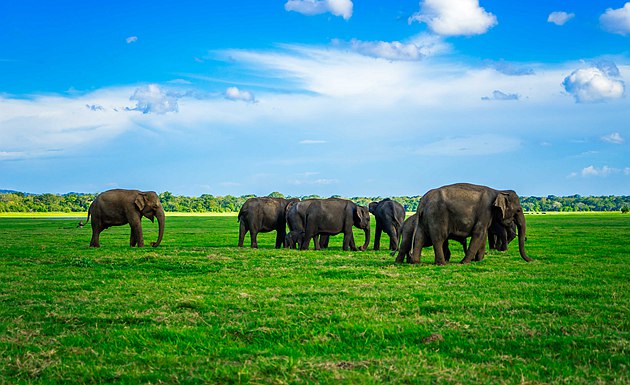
[0,213,628,384]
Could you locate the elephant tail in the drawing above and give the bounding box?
[78,201,94,228]
[78,211,90,228]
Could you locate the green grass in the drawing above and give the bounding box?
[0,213,628,384]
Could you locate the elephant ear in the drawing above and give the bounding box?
[493,192,510,220]
[135,193,147,211]
[354,205,365,222]
[368,202,378,214]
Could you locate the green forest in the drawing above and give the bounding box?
[0,191,629,213]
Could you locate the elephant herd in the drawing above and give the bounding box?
[81,183,532,265]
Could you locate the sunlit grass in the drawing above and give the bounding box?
[0,214,628,384]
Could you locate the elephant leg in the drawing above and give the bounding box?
[320,234,329,249]
[409,231,426,264]
[129,220,144,247]
[238,221,247,247]
[275,230,285,249]
[443,240,451,262]
[343,231,357,251]
[474,240,487,262]
[300,232,312,250]
[130,230,138,247]
[461,229,486,264]
[432,239,447,266]
[386,224,399,251]
[89,222,101,248]
[373,223,382,251]
[250,230,258,249]
[395,236,409,263]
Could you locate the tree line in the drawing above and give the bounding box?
[0,191,628,213]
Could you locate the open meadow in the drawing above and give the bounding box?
[0,213,628,384]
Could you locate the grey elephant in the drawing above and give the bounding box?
[396,213,517,263]
[80,189,165,248]
[410,183,530,265]
[238,197,299,248]
[368,198,405,251]
[395,213,467,263]
[284,199,329,249]
[488,220,517,251]
[300,198,370,251]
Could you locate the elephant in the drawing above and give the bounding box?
[394,213,467,263]
[80,189,165,248]
[410,183,531,265]
[368,198,405,251]
[300,198,370,251]
[284,199,329,249]
[238,197,299,248]
[396,213,518,263]
[488,220,517,252]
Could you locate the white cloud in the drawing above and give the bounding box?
[481,90,519,101]
[128,84,179,114]
[409,0,497,36]
[224,87,256,103]
[581,165,620,177]
[602,132,625,144]
[0,89,135,160]
[547,11,574,26]
[348,34,450,61]
[600,2,630,35]
[126,36,138,44]
[285,0,353,20]
[562,63,625,103]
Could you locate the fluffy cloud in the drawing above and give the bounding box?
[285,0,353,20]
[348,34,450,61]
[126,36,138,44]
[600,2,630,35]
[0,90,134,160]
[409,0,497,36]
[562,62,625,103]
[224,87,256,103]
[602,132,625,144]
[128,84,179,114]
[481,90,519,101]
[547,11,575,26]
[581,165,622,177]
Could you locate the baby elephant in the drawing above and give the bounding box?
[80,189,165,247]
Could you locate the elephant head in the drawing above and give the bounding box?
[353,204,371,251]
[493,191,531,262]
[135,191,165,247]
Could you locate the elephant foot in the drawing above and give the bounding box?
[408,256,421,264]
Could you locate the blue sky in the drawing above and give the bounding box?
[1,0,629,197]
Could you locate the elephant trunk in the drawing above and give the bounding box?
[358,227,370,251]
[515,211,531,262]
[152,207,165,247]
